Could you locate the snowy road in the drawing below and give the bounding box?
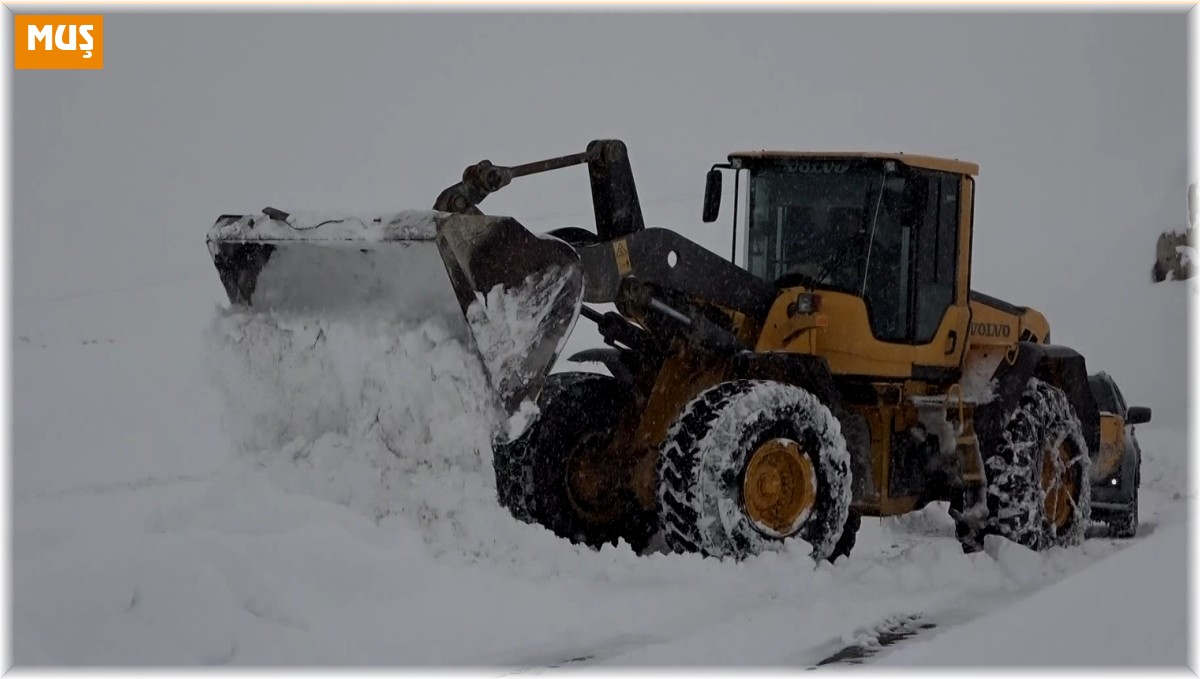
[12,447,1187,666]
[10,279,1190,667]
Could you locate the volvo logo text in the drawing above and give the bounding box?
[971,322,1012,338]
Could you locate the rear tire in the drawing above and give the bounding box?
[963,378,1091,551]
[494,372,654,551]
[657,380,852,561]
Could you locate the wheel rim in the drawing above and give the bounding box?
[1041,440,1078,529]
[565,433,622,524]
[742,438,817,538]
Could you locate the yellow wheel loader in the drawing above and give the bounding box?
[208,139,1151,561]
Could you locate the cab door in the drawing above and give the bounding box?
[908,172,971,378]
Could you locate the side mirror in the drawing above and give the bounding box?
[702,169,722,223]
[1126,406,1152,425]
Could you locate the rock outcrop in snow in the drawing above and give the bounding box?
[1150,183,1195,282]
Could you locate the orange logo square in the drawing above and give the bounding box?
[14,15,103,70]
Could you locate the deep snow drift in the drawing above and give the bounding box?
[11,266,1190,665]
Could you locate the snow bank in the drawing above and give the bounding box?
[1134,426,1191,503]
[205,308,515,559]
[204,302,637,570]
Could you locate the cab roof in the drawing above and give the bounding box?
[728,151,979,176]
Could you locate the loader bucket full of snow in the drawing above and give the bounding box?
[435,214,584,416]
[206,209,462,328]
[207,207,584,417]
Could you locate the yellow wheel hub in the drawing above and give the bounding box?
[742,438,817,537]
[1041,441,1078,529]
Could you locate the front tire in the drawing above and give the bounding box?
[657,380,852,561]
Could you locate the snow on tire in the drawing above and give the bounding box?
[980,378,1091,551]
[493,372,653,550]
[657,380,851,561]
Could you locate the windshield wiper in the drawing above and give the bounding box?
[810,172,887,287]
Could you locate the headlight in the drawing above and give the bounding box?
[789,293,820,315]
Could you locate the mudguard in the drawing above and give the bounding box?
[975,342,1101,458]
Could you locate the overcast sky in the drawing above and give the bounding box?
[12,11,1188,424]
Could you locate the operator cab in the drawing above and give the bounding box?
[705,152,977,345]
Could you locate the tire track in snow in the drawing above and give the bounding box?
[806,614,937,668]
[499,635,664,675]
[491,512,1169,670]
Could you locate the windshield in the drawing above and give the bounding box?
[742,159,962,344]
[745,160,908,293]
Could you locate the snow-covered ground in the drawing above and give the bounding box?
[11,262,1191,667]
[10,11,1189,669]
